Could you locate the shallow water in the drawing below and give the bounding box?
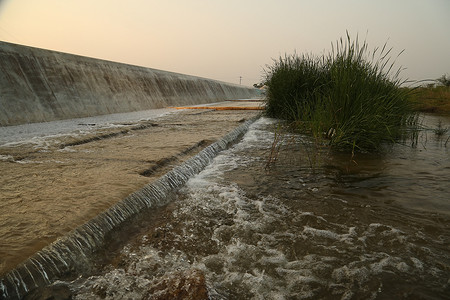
[0,107,176,147]
[64,116,448,298]
[0,106,262,279]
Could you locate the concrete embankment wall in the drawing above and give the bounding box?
[0,41,260,126]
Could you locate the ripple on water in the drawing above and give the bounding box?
[68,117,449,299]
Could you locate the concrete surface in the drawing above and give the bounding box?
[0,41,260,126]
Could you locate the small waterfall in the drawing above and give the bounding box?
[0,117,258,300]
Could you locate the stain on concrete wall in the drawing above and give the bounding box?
[0,41,260,126]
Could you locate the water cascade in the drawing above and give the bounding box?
[0,117,258,300]
[65,116,448,298]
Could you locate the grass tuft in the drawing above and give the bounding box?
[264,33,418,152]
[433,120,449,137]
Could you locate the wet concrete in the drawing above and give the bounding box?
[0,102,262,277]
[0,41,260,126]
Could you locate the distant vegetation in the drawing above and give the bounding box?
[264,34,419,152]
[436,74,450,87]
[407,77,450,114]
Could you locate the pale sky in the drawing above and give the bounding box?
[0,0,449,86]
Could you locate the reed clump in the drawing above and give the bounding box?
[264,34,418,152]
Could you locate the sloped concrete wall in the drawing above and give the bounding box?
[0,41,259,126]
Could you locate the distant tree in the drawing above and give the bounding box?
[436,74,450,87]
[253,82,265,88]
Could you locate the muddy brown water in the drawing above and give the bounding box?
[1,111,449,299]
[63,115,449,299]
[0,108,261,277]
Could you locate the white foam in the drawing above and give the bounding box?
[410,257,423,271]
[15,159,66,164]
[65,114,448,299]
[71,245,196,299]
[0,154,13,161]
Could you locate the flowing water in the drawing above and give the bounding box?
[32,116,450,298]
[0,107,177,147]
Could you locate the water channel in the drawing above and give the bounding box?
[63,115,449,299]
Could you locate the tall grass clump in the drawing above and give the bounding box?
[264,53,328,120]
[264,34,417,152]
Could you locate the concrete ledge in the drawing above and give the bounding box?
[0,41,260,126]
[0,116,258,300]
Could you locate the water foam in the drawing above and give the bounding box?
[59,117,450,299]
[0,117,257,300]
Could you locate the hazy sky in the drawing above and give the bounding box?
[0,0,449,86]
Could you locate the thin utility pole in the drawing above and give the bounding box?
[239,76,242,85]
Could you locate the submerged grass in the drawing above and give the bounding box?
[432,120,449,137]
[264,34,418,152]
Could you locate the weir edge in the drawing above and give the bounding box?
[0,116,259,300]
